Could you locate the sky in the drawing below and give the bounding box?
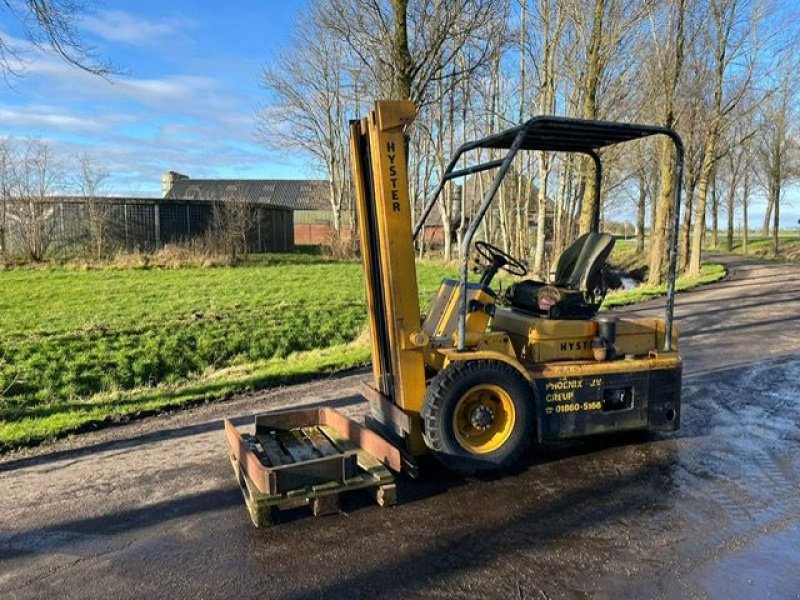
[0,1,796,229]
[0,1,309,196]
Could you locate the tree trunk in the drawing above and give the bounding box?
[762,198,773,237]
[710,179,719,249]
[577,0,605,235]
[647,139,676,284]
[390,0,412,100]
[515,0,527,258]
[772,186,780,255]
[689,132,718,276]
[679,185,693,270]
[498,185,510,254]
[742,169,750,254]
[645,0,686,281]
[552,158,568,259]
[636,173,646,254]
[533,154,549,277]
[726,189,734,251]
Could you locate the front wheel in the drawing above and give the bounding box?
[421,360,535,474]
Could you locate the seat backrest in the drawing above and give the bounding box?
[552,232,616,291]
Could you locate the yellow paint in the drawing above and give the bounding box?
[453,383,516,454]
[491,308,679,362]
[421,280,496,345]
[526,353,681,379]
[436,346,680,384]
[350,101,427,453]
[350,119,384,390]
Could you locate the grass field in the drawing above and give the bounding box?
[0,255,456,450]
[602,262,726,308]
[717,235,800,261]
[0,251,725,451]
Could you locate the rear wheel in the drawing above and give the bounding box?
[421,359,534,474]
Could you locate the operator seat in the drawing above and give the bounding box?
[505,232,616,319]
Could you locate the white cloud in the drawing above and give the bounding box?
[16,48,232,116]
[80,9,192,46]
[0,22,309,197]
[0,105,134,134]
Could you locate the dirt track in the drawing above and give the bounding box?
[1,255,799,599]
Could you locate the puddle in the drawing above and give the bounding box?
[695,523,800,598]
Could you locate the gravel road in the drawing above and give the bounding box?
[1,254,799,599]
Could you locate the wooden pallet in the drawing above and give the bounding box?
[225,408,398,527]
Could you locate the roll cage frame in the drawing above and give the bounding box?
[411,115,685,353]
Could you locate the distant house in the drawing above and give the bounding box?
[162,172,332,246]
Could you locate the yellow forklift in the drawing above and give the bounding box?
[225,101,684,524]
[352,101,683,474]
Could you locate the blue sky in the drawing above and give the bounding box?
[0,1,796,229]
[0,1,309,195]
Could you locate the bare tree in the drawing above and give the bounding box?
[756,74,798,254]
[259,0,795,274]
[1,0,114,81]
[531,0,566,277]
[211,187,258,266]
[74,155,110,258]
[320,0,506,105]
[632,143,658,254]
[740,152,753,254]
[644,0,688,284]
[570,0,645,235]
[260,4,352,237]
[1,138,64,261]
[0,138,10,259]
[688,0,760,276]
[678,95,705,270]
[721,139,744,251]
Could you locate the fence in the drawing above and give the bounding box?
[293,209,355,245]
[0,197,294,258]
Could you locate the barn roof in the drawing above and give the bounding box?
[164,179,329,211]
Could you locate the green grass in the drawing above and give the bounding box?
[0,249,728,452]
[602,262,727,309]
[715,235,800,261]
[0,255,455,450]
[608,238,649,274]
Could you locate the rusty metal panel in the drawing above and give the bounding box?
[359,380,412,435]
[319,407,405,474]
[224,418,272,495]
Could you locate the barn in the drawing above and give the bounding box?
[0,174,332,258]
[162,173,330,251]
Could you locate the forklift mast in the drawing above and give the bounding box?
[349,101,428,444]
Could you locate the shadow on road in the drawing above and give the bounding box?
[0,395,362,473]
[0,487,242,560]
[275,451,679,600]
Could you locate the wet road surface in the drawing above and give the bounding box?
[1,255,799,599]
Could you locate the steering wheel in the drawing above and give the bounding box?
[474,241,528,277]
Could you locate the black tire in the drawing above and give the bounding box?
[421,359,535,475]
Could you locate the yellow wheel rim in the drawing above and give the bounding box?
[453,384,516,455]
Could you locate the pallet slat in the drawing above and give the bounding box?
[276,430,316,463]
[302,426,340,457]
[258,432,294,466]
